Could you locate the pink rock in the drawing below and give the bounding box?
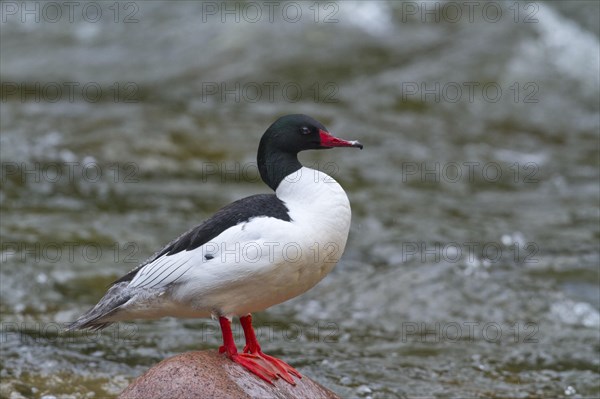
[119,351,340,399]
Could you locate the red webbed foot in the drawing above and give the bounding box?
[217,316,278,384]
[240,314,302,385]
[218,315,302,385]
[246,350,302,384]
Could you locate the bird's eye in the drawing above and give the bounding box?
[300,127,311,135]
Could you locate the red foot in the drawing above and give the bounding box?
[229,351,280,384]
[241,314,302,385]
[217,315,302,385]
[245,349,302,385]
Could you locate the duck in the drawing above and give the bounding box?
[68,114,363,385]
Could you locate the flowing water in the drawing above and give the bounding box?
[1,2,599,398]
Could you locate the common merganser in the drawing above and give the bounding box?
[68,114,363,385]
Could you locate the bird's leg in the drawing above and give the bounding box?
[218,316,236,355]
[218,316,277,384]
[240,313,261,353]
[240,314,302,385]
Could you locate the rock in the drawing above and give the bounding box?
[119,351,340,399]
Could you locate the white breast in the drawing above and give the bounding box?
[276,166,352,266]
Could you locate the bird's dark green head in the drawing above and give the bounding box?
[260,114,363,154]
[257,114,363,190]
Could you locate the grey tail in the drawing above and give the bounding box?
[66,282,132,331]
